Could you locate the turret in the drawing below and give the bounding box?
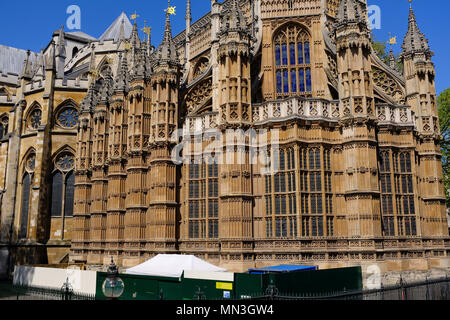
[335,0,374,117]
[400,2,437,134]
[333,0,381,238]
[217,0,252,125]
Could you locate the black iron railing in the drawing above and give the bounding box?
[241,277,450,301]
[12,284,96,300]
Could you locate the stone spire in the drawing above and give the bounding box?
[186,0,191,22]
[56,25,66,79]
[81,80,99,113]
[229,0,245,30]
[89,43,96,73]
[99,67,114,104]
[114,52,129,93]
[34,48,46,79]
[131,48,148,80]
[401,3,430,54]
[155,11,178,63]
[130,21,141,49]
[20,50,33,79]
[45,41,56,71]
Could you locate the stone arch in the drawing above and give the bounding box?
[193,57,209,79]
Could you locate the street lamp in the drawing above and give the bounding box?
[61,277,73,301]
[102,257,125,300]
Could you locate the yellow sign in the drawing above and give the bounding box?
[216,282,233,290]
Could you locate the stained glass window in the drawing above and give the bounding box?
[30,109,42,130]
[274,24,311,97]
[64,172,75,217]
[57,154,75,171]
[19,173,31,239]
[51,172,63,217]
[58,107,79,128]
[51,153,76,221]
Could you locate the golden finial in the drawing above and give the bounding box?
[165,0,176,15]
[141,20,152,38]
[386,32,397,48]
[130,11,140,22]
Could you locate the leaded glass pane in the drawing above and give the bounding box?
[283,70,289,93]
[304,42,310,64]
[51,172,63,217]
[306,68,312,92]
[299,69,305,92]
[275,44,281,66]
[291,69,297,92]
[276,70,282,93]
[282,44,288,65]
[289,43,296,65]
[64,172,75,217]
[58,108,79,128]
[19,173,31,239]
[297,42,304,64]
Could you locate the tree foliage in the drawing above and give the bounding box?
[371,36,404,73]
[438,88,450,207]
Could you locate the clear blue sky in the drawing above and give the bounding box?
[0,0,448,95]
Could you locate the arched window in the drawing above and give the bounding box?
[19,152,36,239]
[0,116,8,139]
[274,24,312,97]
[193,57,209,79]
[27,106,42,131]
[50,153,75,218]
[72,47,79,58]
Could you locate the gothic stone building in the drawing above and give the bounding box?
[0,0,448,276]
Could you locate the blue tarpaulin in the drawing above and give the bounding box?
[248,265,319,274]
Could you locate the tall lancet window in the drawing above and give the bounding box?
[274,24,312,97]
[19,152,36,239]
[51,153,75,220]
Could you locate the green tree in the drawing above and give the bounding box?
[371,36,403,73]
[438,88,450,207]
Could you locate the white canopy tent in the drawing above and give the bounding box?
[125,254,227,278]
